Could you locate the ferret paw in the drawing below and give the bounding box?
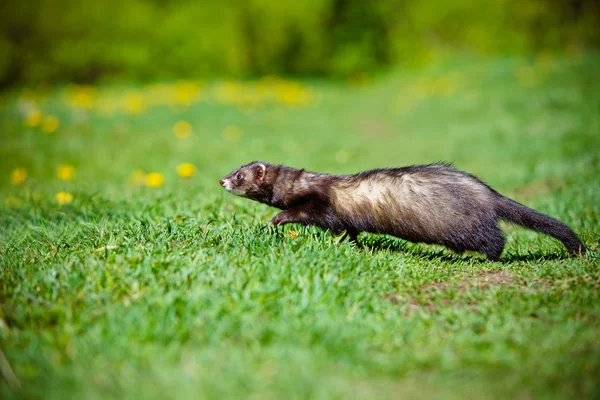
[269,214,286,225]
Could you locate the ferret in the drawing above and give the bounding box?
[219,161,586,260]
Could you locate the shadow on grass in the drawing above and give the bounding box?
[500,251,573,262]
[358,234,573,263]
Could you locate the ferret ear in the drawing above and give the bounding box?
[256,163,266,183]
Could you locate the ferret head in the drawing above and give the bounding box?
[220,161,272,203]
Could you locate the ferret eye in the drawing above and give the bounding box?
[236,174,243,180]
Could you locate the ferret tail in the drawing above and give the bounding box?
[495,195,586,255]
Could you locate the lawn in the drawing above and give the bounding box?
[1,53,599,399]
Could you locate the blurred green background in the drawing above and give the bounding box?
[2,2,600,399]
[1,0,599,86]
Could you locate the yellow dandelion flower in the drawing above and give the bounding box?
[56,164,76,181]
[10,168,28,185]
[131,170,147,184]
[55,191,74,205]
[122,92,146,114]
[276,82,311,106]
[173,120,192,139]
[286,230,299,239]
[223,125,242,142]
[66,84,97,109]
[41,115,60,133]
[145,172,164,187]
[4,195,21,207]
[26,108,43,127]
[173,81,202,106]
[176,163,197,178]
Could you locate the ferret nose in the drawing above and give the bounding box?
[219,179,225,186]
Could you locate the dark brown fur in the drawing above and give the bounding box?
[220,161,587,260]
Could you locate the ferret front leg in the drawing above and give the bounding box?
[270,208,311,226]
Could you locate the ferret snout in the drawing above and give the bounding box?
[219,179,226,187]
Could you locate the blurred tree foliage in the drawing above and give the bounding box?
[1,0,599,86]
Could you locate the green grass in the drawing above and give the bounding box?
[1,53,599,399]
